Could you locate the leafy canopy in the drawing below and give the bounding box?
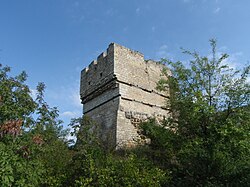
[0,64,71,186]
[142,39,250,186]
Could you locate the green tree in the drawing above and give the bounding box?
[67,116,169,187]
[0,64,45,186]
[0,64,37,136]
[142,39,250,186]
[0,64,71,186]
[31,82,71,186]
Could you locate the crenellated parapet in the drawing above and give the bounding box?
[80,43,116,104]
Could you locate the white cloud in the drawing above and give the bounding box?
[70,90,82,109]
[155,44,175,61]
[56,79,82,110]
[65,127,77,145]
[61,111,80,118]
[30,89,37,100]
[218,51,250,83]
[44,77,82,126]
[215,46,243,69]
[218,46,228,51]
[221,52,243,69]
[156,45,169,59]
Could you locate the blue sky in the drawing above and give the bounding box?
[1,0,250,129]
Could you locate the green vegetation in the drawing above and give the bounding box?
[0,64,71,186]
[0,64,168,186]
[147,39,250,186]
[0,40,249,186]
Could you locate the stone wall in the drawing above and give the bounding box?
[84,97,119,148]
[80,43,170,148]
[80,43,115,103]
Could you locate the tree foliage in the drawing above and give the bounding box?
[0,64,168,186]
[0,64,71,186]
[66,116,169,187]
[141,39,250,186]
[1,39,249,186]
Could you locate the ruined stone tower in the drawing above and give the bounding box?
[80,43,170,148]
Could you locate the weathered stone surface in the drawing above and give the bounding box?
[80,43,170,148]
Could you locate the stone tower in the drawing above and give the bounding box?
[80,43,170,148]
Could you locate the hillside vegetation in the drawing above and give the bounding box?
[0,40,249,186]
